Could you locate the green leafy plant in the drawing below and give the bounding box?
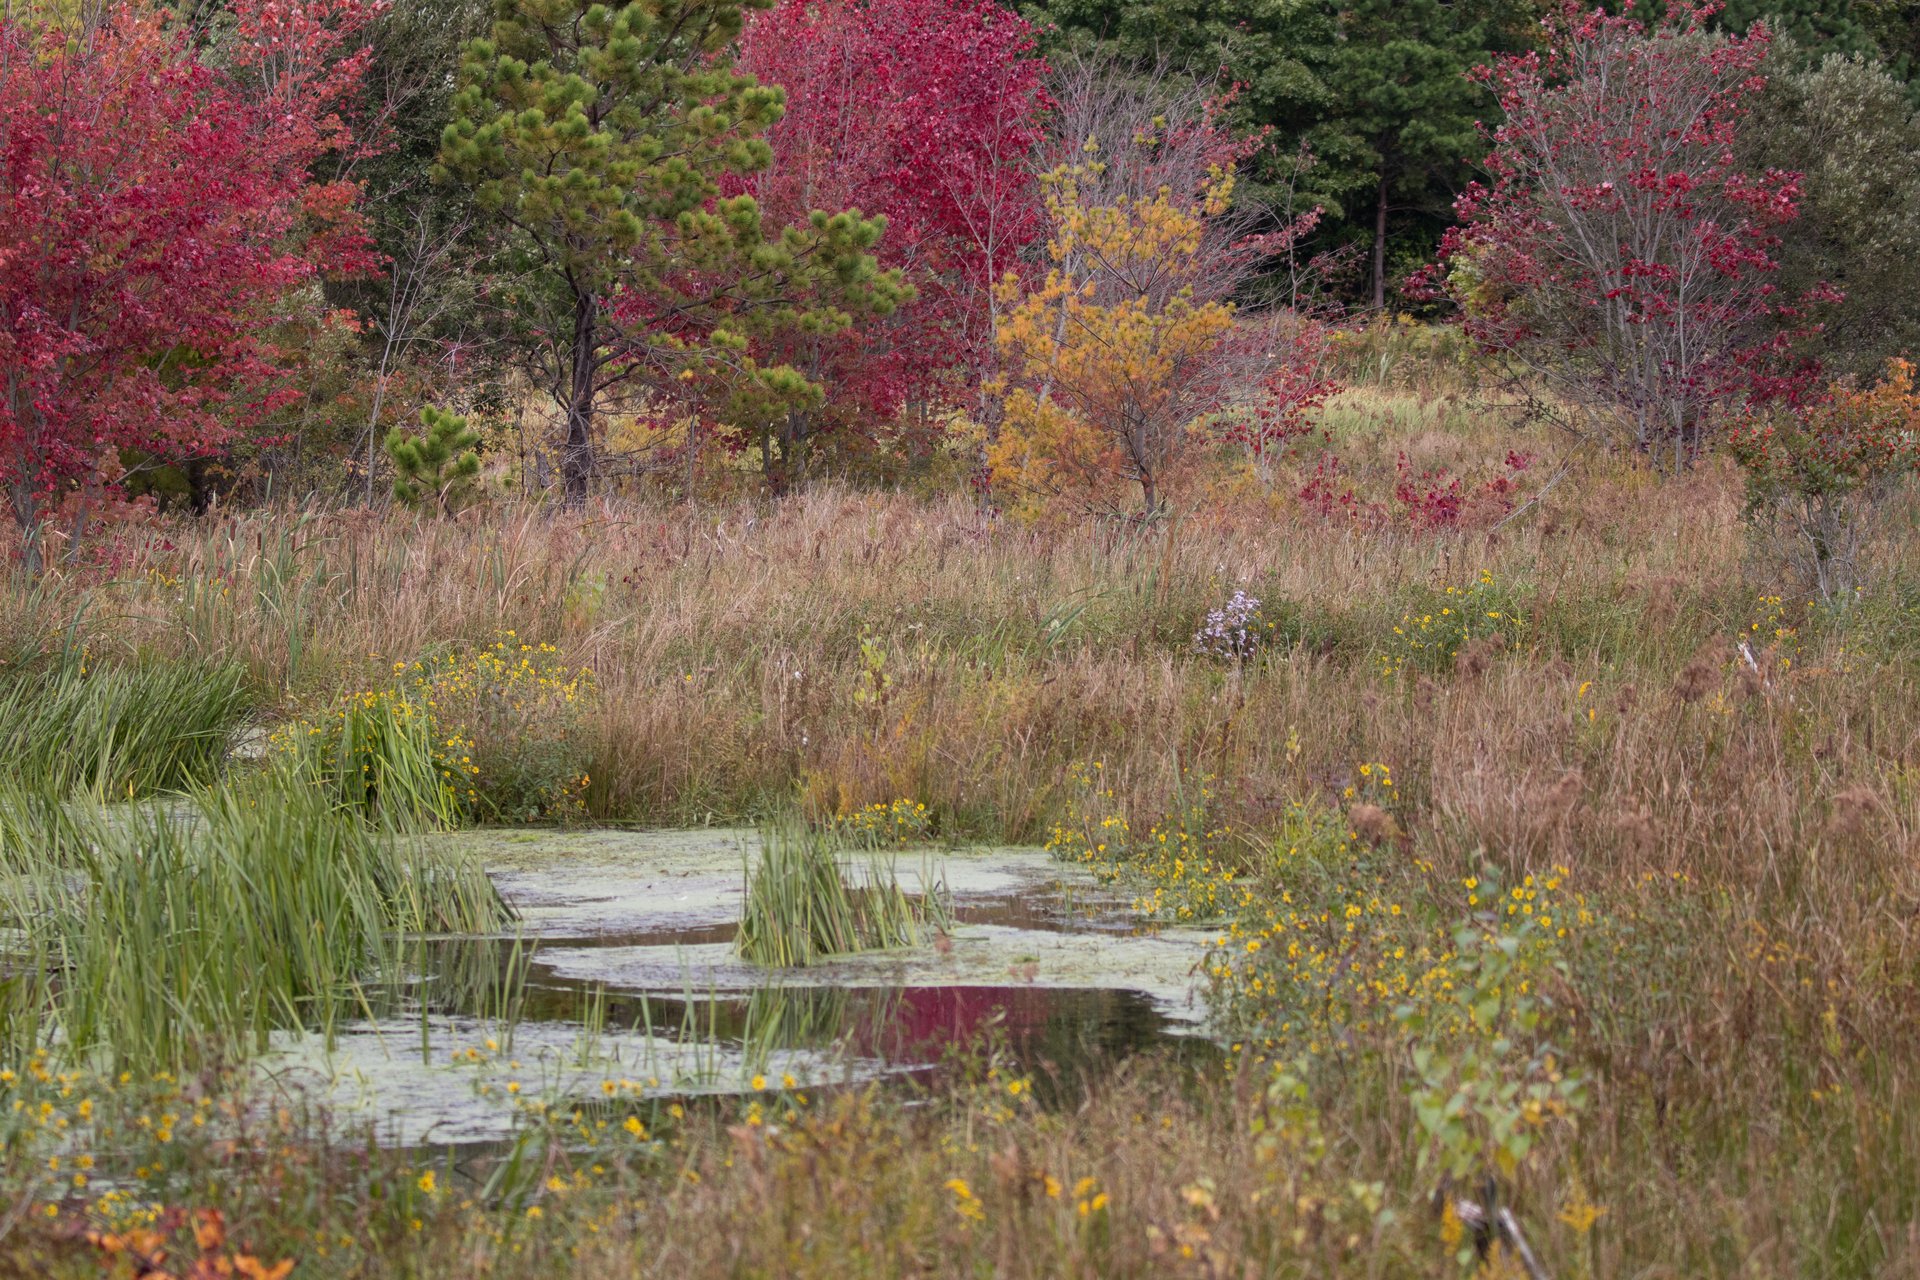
[279,634,593,826]
[386,405,483,515]
[1379,571,1526,678]
[281,682,465,827]
[1394,899,1589,1229]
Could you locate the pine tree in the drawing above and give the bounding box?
[386,405,482,514]
[436,0,907,504]
[1311,0,1539,309]
[1022,0,1537,308]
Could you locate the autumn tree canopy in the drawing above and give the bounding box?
[0,0,377,566]
[1429,1,1820,467]
[732,0,1050,480]
[436,0,908,504]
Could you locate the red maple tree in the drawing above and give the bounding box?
[0,0,376,565]
[1425,1,1826,469]
[729,0,1050,479]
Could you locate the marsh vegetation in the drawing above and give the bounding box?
[7,0,1920,1272]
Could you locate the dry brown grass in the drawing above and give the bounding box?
[7,390,1920,1275]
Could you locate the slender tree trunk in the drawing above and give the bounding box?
[684,414,699,498]
[9,479,43,577]
[773,408,810,495]
[1372,173,1389,311]
[365,336,395,506]
[63,473,95,567]
[561,289,597,507]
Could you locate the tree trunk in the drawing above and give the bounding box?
[8,480,42,577]
[561,289,598,507]
[1372,173,1389,312]
[772,408,809,495]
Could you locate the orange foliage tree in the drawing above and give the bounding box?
[1727,359,1920,599]
[988,158,1241,516]
[987,67,1329,518]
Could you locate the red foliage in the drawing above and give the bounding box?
[1392,454,1467,530]
[0,2,375,555]
[1219,315,1337,465]
[1426,2,1828,465]
[226,0,386,275]
[734,0,1049,441]
[1727,359,1920,505]
[1296,454,1358,521]
[1298,450,1533,531]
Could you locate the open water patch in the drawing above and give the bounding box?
[259,828,1216,1147]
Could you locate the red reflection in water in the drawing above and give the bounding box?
[856,985,1070,1059]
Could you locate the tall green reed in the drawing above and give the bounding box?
[0,657,250,798]
[735,819,947,967]
[0,770,509,1072]
[281,688,466,828]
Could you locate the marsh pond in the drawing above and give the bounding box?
[258,827,1217,1148]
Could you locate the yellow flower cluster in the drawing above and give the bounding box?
[1212,862,1592,1062]
[838,798,934,845]
[1379,570,1520,678]
[1341,759,1395,803]
[0,1053,220,1234]
[278,631,593,823]
[1747,593,1800,670]
[411,633,592,717]
[1045,764,1250,923]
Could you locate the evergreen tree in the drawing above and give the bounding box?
[436,0,907,503]
[1719,0,1920,99]
[386,405,483,514]
[1312,0,1538,308]
[1023,0,1538,307]
[1743,47,1920,375]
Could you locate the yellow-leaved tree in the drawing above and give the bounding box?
[989,158,1240,516]
[984,62,1328,519]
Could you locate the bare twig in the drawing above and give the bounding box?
[1490,461,1574,533]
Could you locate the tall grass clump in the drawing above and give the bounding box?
[279,634,593,826]
[0,773,510,1070]
[735,820,945,967]
[0,658,249,797]
[280,684,465,826]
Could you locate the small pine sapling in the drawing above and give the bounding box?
[385,406,482,515]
